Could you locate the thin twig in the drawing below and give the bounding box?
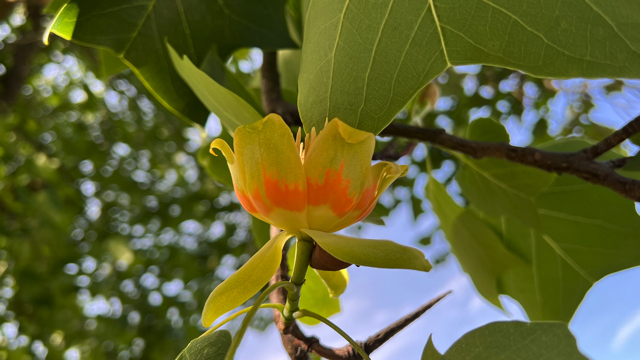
[580,115,640,159]
[290,292,450,360]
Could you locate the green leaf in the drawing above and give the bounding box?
[43,0,69,15]
[509,175,640,320]
[422,321,587,360]
[315,268,349,298]
[455,120,555,228]
[617,154,640,180]
[302,229,432,272]
[361,211,385,226]
[202,231,293,327]
[168,45,262,133]
[45,0,294,125]
[251,216,272,248]
[298,0,640,134]
[175,330,232,360]
[427,178,524,307]
[97,49,128,78]
[287,244,340,325]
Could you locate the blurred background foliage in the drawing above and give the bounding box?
[1,2,639,360]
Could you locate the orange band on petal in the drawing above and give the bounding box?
[262,167,306,213]
[307,163,359,218]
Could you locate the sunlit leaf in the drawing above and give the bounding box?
[299,0,640,134]
[168,45,262,133]
[315,268,349,298]
[427,177,524,307]
[422,321,587,359]
[175,330,231,360]
[45,0,294,125]
[202,231,293,326]
[302,229,432,272]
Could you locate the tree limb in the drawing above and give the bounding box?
[380,120,640,201]
[579,115,640,160]
[260,51,301,126]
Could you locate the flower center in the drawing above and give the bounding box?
[295,127,317,164]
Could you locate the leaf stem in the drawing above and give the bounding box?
[225,281,294,360]
[282,236,314,324]
[294,309,371,360]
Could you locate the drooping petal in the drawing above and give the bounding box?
[213,114,308,231]
[330,161,408,232]
[303,119,377,232]
[301,229,432,272]
[202,231,293,327]
[314,268,349,298]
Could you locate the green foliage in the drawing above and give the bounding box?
[427,177,524,307]
[455,119,555,228]
[168,45,262,133]
[46,0,294,125]
[298,0,640,134]
[429,133,640,320]
[422,321,587,359]
[175,330,231,360]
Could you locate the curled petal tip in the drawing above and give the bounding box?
[210,138,235,165]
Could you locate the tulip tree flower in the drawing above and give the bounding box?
[203,114,432,328]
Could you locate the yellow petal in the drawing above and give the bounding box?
[330,161,408,232]
[202,231,293,327]
[225,114,308,231]
[301,229,432,272]
[304,119,376,231]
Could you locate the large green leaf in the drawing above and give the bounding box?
[175,330,231,360]
[432,143,640,321]
[201,231,293,327]
[502,175,640,320]
[298,0,640,134]
[455,119,555,228]
[427,177,524,307]
[287,244,340,325]
[302,229,432,272]
[45,0,294,125]
[422,321,587,360]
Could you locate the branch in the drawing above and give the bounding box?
[260,51,301,126]
[380,121,640,202]
[580,115,640,159]
[291,292,450,360]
